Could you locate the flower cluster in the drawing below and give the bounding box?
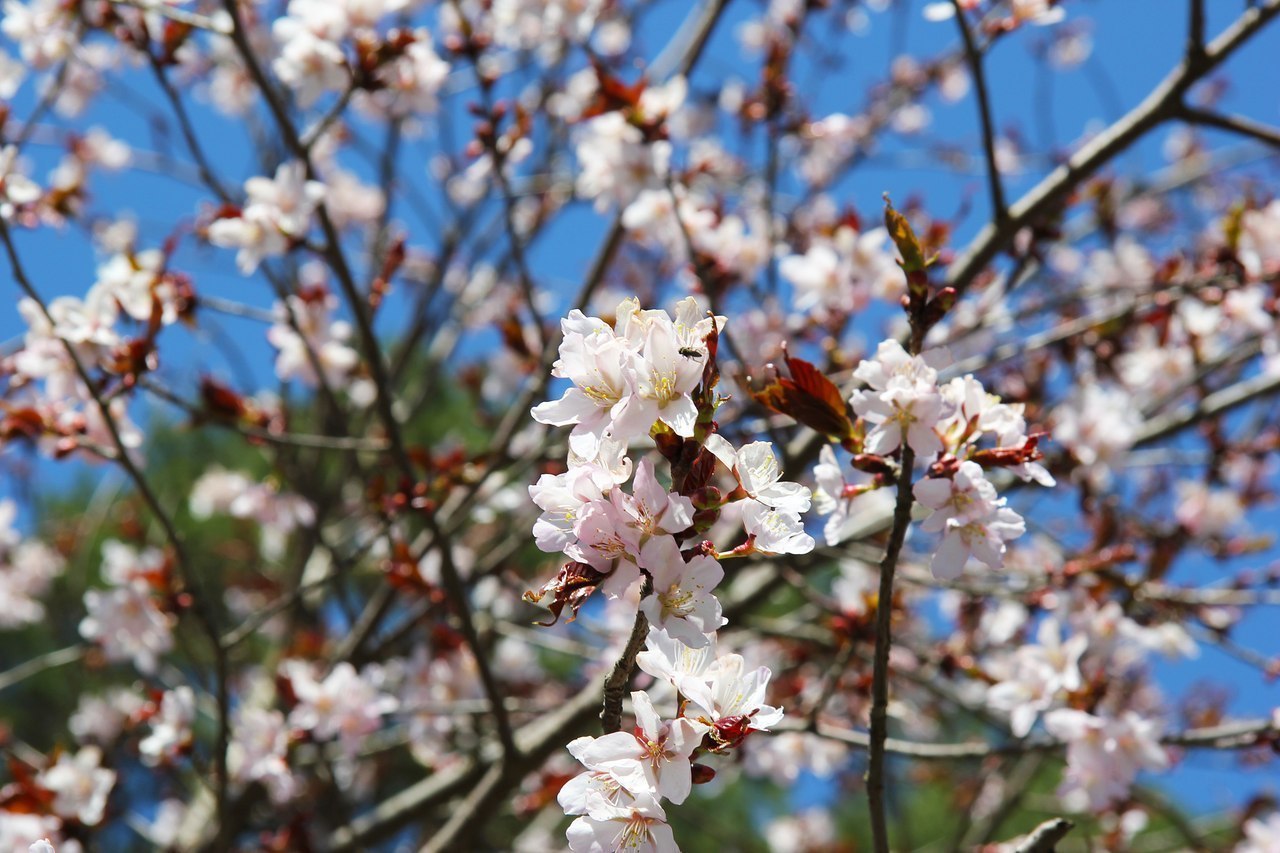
[816,339,1052,578]
[528,298,811,850]
[78,540,175,673]
[207,161,326,274]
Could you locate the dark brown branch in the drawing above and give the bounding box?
[1179,105,1280,149]
[1189,0,1207,59]
[600,605,651,734]
[867,445,916,853]
[951,0,1006,220]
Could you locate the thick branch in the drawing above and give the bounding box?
[600,606,650,734]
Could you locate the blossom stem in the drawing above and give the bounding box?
[867,443,915,853]
[601,583,652,734]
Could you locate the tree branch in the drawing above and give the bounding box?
[1178,104,1280,149]
[951,0,1006,220]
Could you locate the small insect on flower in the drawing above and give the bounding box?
[678,347,703,360]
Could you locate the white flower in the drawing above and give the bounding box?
[366,30,449,116]
[914,462,1026,579]
[851,340,947,458]
[228,708,297,803]
[0,144,41,217]
[1043,709,1168,811]
[811,444,894,546]
[267,289,360,389]
[635,628,720,712]
[38,746,116,826]
[686,652,785,743]
[94,250,179,326]
[575,112,673,212]
[529,464,615,553]
[565,691,701,806]
[611,315,703,440]
[612,460,695,550]
[638,537,725,649]
[139,687,196,766]
[532,311,633,460]
[986,618,1087,736]
[742,499,814,555]
[284,660,398,757]
[79,582,174,673]
[208,162,326,273]
[704,437,811,513]
[565,790,677,853]
[1238,812,1280,853]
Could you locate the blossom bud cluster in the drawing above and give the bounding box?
[528,298,810,851]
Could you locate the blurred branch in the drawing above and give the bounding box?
[1178,105,1280,149]
[0,645,85,693]
[1012,818,1075,853]
[950,0,1007,221]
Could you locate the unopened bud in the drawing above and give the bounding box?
[690,764,716,784]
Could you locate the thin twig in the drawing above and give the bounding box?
[867,446,916,853]
[951,0,1007,220]
[1178,105,1280,149]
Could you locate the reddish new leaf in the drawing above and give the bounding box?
[751,349,855,441]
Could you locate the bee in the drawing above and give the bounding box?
[678,347,704,360]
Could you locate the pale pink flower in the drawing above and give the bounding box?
[208,162,326,273]
[638,537,725,649]
[284,660,398,757]
[1043,709,1168,811]
[139,687,195,767]
[741,500,814,556]
[914,462,1026,579]
[851,340,947,458]
[228,708,297,803]
[565,691,701,805]
[1238,812,1280,853]
[38,746,115,826]
[565,791,676,853]
[704,436,811,513]
[79,582,174,673]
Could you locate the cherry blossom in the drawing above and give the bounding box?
[850,340,947,458]
[741,499,815,556]
[914,461,1027,578]
[565,791,676,853]
[704,436,812,513]
[227,707,297,803]
[38,746,115,826]
[139,687,196,767]
[638,538,725,648]
[284,660,398,758]
[207,162,326,274]
[79,581,174,674]
[566,691,701,805]
[1043,709,1169,811]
